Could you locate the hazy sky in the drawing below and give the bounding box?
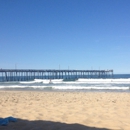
[0,0,130,73]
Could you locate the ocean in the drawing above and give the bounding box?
[0,74,130,92]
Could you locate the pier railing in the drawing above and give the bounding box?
[0,69,113,82]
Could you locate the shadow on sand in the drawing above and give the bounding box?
[0,118,110,130]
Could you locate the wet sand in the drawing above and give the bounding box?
[0,91,130,130]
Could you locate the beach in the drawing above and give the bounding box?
[0,91,130,130]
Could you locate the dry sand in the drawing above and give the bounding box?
[0,91,130,130]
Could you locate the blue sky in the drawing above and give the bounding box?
[0,0,130,73]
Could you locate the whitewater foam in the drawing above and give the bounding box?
[0,78,130,91]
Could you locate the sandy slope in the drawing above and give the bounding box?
[0,91,130,130]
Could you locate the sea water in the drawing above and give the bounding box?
[0,74,130,92]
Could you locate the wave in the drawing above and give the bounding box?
[0,78,130,91]
[77,78,130,83]
[53,86,130,90]
[19,78,130,84]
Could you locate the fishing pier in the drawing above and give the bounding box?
[0,69,113,82]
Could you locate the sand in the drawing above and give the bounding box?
[0,91,130,130]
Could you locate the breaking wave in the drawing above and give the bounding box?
[0,78,130,91]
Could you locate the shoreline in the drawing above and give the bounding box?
[0,91,130,129]
[0,88,130,93]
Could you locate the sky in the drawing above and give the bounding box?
[0,0,130,74]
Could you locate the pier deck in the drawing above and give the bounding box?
[0,69,113,82]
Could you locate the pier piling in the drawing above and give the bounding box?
[0,69,113,82]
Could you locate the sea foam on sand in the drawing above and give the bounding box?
[0,91,130,130]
